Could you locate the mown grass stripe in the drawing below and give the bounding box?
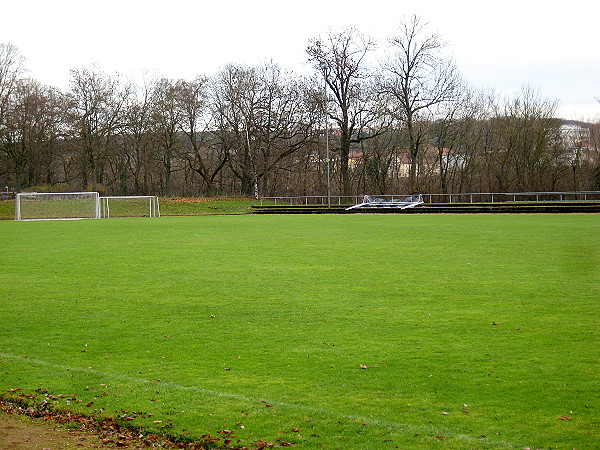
[0,352,524,447]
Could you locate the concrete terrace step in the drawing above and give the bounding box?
[251,202,600,214]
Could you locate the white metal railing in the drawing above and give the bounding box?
[259,195,363,206]
[421,191,600,203]
[259,191,600,206]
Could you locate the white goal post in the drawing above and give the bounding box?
[15,192,100,220]
[99,196,160,218]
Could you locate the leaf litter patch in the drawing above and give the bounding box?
[1,388,293,448]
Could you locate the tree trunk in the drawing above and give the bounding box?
[340,130,351,196]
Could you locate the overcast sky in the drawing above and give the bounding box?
[2,0,599,120]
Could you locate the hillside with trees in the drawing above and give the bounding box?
[1,18,599,198]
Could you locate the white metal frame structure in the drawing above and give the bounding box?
[346,194,424,210]
[15,192,100,220]
[100,196,160,218]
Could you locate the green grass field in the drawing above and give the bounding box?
[0,214,598,448]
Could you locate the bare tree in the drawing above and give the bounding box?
[589,118,600,189]
[381,16,460,193]
[249,63,318,196]
[4,38,597,198]
[211,64,258,195]
[176,77,228,194]
[560,121,590,191]
[0,79,64,190]
[450,90,494,193]
[359,128,404,194]
[0,44,25,126]
[0,43,26,189]
[114,79,159,195]
[211,63,317,197]
[429,85,477,193]
[307,27,377,196]
[149,78,184,196]
[492,87,561,191]
[66,66,131,192]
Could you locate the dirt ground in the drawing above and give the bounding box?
[0,399,254,449]
[0,407,232,449]
[0,412,112,449]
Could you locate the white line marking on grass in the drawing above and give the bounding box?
[0,352,521,448]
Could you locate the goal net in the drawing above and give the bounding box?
[99,196,160,218]
[15,192,100,220]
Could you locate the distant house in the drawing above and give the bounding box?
[348,152,363,169]
[560,123,596,165]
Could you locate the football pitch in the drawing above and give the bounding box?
[0,214,598,448]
